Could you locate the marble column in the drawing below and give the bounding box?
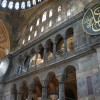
[17,92,22,100]
[28,89,33,100]
[64,37,67,55]
[53,43,56,60]
[42,86,47,100]
[59,81,65,100]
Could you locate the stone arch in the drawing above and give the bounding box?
[0,20,10,60]
[62,65,77,100]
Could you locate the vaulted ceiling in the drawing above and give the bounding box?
[0,20,10,61]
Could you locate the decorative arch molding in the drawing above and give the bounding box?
[0,19,10,60]
[61,65,76,82]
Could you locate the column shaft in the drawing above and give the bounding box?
[28,90,33,100]
[64,38,67,54]
[53,43,56,60]
[17,92,22,100]
[42,86,47,100]
[59,82,65,100]
[43,47,47,63]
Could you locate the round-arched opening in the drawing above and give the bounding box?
[55,34,64,56]
[66,28,74,52]
[63,66,77,100]
[36,44,44,65]
[32,77,42,100]
[46,72,59,100]
[21,81,29,100]
[46,39,53,61]
[29,48,36,68]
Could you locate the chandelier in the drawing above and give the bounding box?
[0,0,44,10]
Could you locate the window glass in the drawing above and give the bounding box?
[49,20,52,27]
[28,35,31,41]
[36,18,40,26]
[30,26,33,32]
[49,9,53,17]
[42,12,47,22]
[32,0,36,5]
[38,0,41,2]
[2,0,7,8]
[8,1,13,9]
[15,2,19,10]
[34,31,37,37]
[21,2,25,9]
[57,15,61,21]
[27,0,31,7]
[41,26,44,32]
[22,39,25,44]
[58,6,62,12]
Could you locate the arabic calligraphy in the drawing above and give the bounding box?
[82,3,100,35]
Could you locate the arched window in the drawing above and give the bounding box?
[32,0,36,5]
[67,9,71,16]
[27,0,31,8]
[28,35,31,41]
[30,26,33,31]
[8,1,13,9]
[41,26,44,32]
[42,12,47,22]
[49,20,52,27]
[34,30,37,37]
[49,9,53,17]
[36,18,40,26]
[57,15,61,22]
[22,39,25,44]
[1,0,7,8]
[38,0,41,2]
[21,2,25,9]
[15,2,19,10]
[58,6,62,12]
[66,28,74,52]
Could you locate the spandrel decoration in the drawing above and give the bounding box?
[82,3,100,35]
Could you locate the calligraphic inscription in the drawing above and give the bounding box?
[82,3,100,35]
